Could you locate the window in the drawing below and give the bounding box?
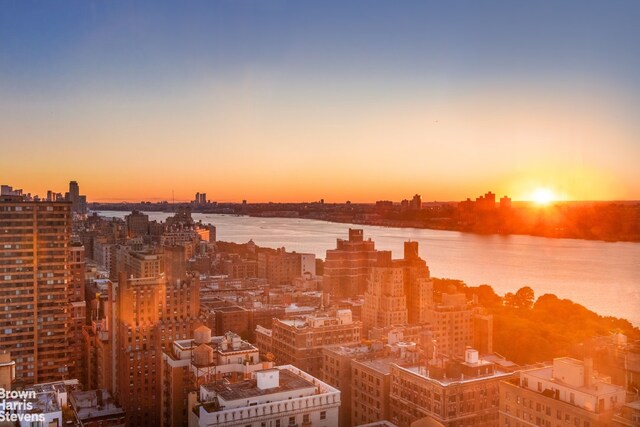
[289,416,296,425]
[320,411,326,420]
[303,414,310,423]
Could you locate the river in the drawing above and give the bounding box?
[96,211,640,326]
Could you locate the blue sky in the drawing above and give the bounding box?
[1,1,639,201]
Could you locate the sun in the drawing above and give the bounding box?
[531,188,556,205]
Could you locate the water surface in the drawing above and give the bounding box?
[97,211,640,326]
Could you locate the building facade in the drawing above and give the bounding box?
[115,270,200,426]
[0,196,73,384]
[257,309,362,378]
[189,365,340,427]
[161,325,270,427]
[499,357,627,427]
[324,229,380,298]
[389,349,513,426]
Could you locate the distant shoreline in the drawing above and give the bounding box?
[91,206,640,243]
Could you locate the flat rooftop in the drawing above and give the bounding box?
[173,336,257,353]
[202,369,316,406]
[325,344,374,356]
[214,305,247,312]
[523,365,622,396]
[402,364,512,386]
[31,382,67,394]
[70,390,125,421]
[356,357,400,375]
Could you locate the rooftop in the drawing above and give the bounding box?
[523,365,622,396]
[402,362,512,386]
[172,334,257,354]
[70,389,125,422]
[202,368,316,407]
[214,305,247,313]
[325,343,376,357]
[356,357,400,375]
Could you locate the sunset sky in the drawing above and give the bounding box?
[1,1,639,202]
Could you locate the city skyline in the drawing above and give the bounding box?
[2,1,639,203]
[1,3,639,425]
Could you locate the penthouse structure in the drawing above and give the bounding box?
[256,309,362,378]
[389,349,513,426]
[0,195,73,384]
[190,365,340,427]
[499,357,627,427]
[324,229,380,298]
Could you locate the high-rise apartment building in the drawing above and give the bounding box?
[83,278,115,392]
[324,228,379,298]
[363,251,409,333]
[0,350,16,390]
[114,260,200,426]
[362,242,433,335]
[410,194,422,210]
[65,180,87,216]
[0,195,73,384]
[68,242,87,384]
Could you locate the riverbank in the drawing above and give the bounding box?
[90,204,640,243]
